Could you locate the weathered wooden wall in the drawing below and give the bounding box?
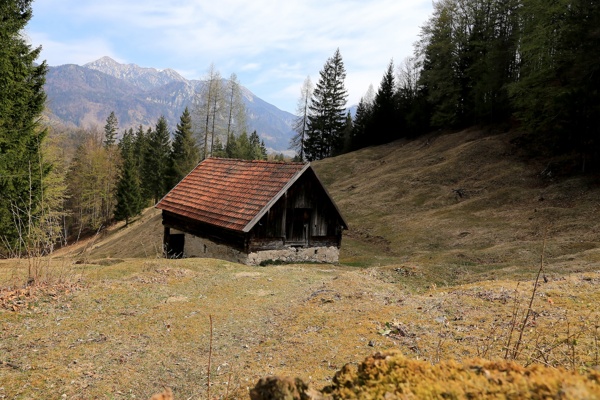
[249,169,343,251]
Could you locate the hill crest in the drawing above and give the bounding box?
[83,56,188,91]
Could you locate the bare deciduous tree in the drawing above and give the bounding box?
[289,76,313,161]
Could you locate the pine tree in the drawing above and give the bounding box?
[102,111,119,221]
[143,117,171,203]
[396,57,430,137]
[169,107,199,188]
[114,127,142,224]
[305,49,348,161]
[132,125,151,204]
[341,111,354,154]
[236,131,252,160]
[114,157,142,226]
[0,0,49,254]
[212,137,227,158]
[369,61,398,144]
[225,133,238,158]
[351,97,373,150]
[417,1,463,128]
[103,111,118,148]
[509,0,600,168]
[249,130,266,160]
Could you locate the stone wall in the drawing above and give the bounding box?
[182,231,248,264]
[179,230,339,265]
[246,246,339,266]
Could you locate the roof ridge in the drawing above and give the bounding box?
[208,157,306,166]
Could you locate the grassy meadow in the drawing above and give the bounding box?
[2,128,600,399]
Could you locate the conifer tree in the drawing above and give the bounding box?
[224,133,238,158]
[102,111,119,220]
[114,156,142,226]
[169,107,199,188]
[131,125,151,203]
[236,131,252,160]
[212,137,227,158]
[114,128,142,224]
[351,98,373,150]
[103,111,118,148]
[143,117,171,203]
[369,61,398,144]
[0,0,49,254]
[249,130,267,160]
[341,111,354,154]
[305,49,348,161]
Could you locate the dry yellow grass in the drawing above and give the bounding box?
[314,127,600,283]
[2,128,600,399]
[1,257,599,398]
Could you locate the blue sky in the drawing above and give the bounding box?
[27,0,434,114]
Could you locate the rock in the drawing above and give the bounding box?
[250,376,323,400]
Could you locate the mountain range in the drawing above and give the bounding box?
[43,56,296,153]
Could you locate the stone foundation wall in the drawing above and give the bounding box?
[179,231,339,265]
[246,246,339,266]
[183,231,248,264]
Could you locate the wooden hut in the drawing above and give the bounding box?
[155,158,347,265]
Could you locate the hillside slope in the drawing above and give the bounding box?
[312,127,600,284]
[81,127,600,284]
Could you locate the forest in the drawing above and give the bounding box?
[295,0,599,171]
[1,0,599,260]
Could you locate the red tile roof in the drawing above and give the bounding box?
[156,158,308,232]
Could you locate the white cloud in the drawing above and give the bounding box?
[27,32,118,66]
[241,63,261,72]
[29,0,433,112]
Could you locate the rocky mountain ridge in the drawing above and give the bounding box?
[43,57,296,153]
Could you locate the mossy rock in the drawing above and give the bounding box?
[251,351,600,399]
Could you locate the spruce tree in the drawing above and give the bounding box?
[225,133,238,158]
[103,111,118,147]
[114,158,142,226]
[351,98,373,150]
[369,61,398,144]
[305,49,348,161]
[341,111,354,154]
[169,107,199,188]
[236,131,252,160]
[115,128,142,224]
[132,125,151,204]
[249,130,266,160]
[102,111,119,221]
[143,117,171,203]
[0,0,49,254]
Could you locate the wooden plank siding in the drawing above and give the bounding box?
[248,168,342,250]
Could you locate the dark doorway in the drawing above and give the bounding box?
[167,233,185,258]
